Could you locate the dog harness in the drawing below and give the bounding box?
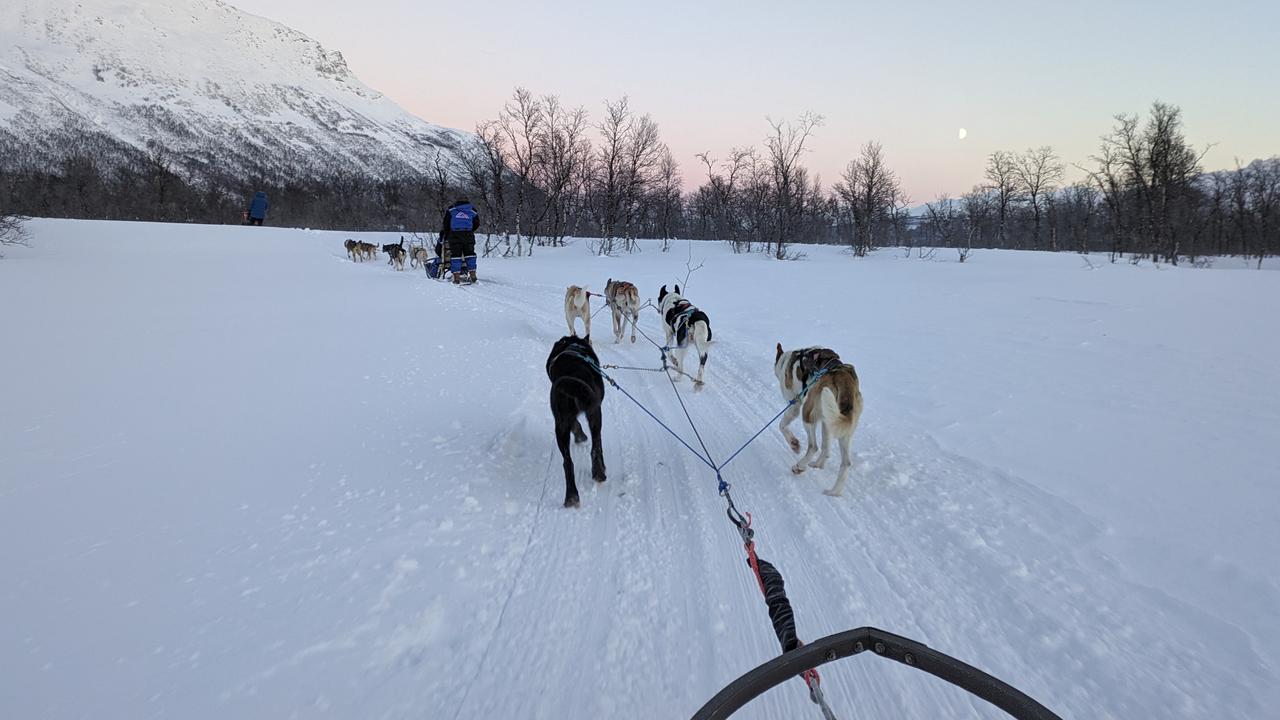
[671,303,698,347]
[548,347,598,374]
[797,347,841,382]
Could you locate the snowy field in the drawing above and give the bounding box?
[2,219,1278,720]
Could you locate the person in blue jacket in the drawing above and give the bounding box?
[439,198,479,284]
[246,191,269,226]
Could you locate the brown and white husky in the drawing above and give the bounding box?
[774,343,863,496]
[604,278,640,344]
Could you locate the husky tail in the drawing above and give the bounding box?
[819,368,862,436]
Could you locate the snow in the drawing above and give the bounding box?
[2,219,1278,719]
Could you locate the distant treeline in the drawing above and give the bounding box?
[1,98,1276,266]
[0,125,447,232]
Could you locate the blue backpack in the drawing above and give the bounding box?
[450,204,476,232]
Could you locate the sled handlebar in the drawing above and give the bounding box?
[691,626,1062,720]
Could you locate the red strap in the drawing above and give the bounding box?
[745,540,767,596]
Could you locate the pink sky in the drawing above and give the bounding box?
[231,0,1279,202]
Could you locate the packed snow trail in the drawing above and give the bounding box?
[1,221,1277,719]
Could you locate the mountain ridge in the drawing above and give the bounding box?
[0,0,466,180]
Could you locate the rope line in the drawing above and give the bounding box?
[664,360,716,468]
[572,316,842,719]
[720,366,833,474]
[576,355,716,472]
[601,364,666,373]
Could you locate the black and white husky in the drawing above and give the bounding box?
[657,284,712,384]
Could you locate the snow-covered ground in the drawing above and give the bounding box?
[2,219,1277,720]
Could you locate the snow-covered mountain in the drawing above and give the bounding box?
[0,0,466,178]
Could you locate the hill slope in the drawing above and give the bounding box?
[0,0,465,178]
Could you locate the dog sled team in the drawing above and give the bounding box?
[549,279,863,508]
[335,199,863,505]
[341,198,480,284]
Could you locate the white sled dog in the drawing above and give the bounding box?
[775,343,863,496]
[564,285,591,338]
[604,278,640,344]
[658,285,712,384]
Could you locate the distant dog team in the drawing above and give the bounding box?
[343,235,459,280]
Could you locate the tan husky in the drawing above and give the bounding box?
[344,238,359,261]
[775,343,863,496]
[409,246,431,270]
[564,285,591,338]
[604,278,640,344]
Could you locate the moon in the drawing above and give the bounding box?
[958,127,968,140]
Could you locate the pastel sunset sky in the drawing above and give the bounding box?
[229,0,1278,201]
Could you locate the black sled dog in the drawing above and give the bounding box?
[546,335,607,507]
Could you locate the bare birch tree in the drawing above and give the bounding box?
[497,87,543,255]
[654,147,682,250]
[835,141,904,256]
[985,150,1020,248]
[764,112,823,259]
[1015,146,1065,250]
[0,211,28,257]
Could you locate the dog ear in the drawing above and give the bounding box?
[674,284,680,294]
[776,342,783,362]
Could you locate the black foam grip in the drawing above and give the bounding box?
[751,555,800,653]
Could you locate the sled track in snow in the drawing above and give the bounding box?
[449,450,554,720]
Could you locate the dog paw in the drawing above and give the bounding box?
[573,434,588,444]
[593,471,607,483]
[564,495,581,508]
[791,464,806,475]
[823,488,843,497]
[809,460,825,469]
[788,438,801,453]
